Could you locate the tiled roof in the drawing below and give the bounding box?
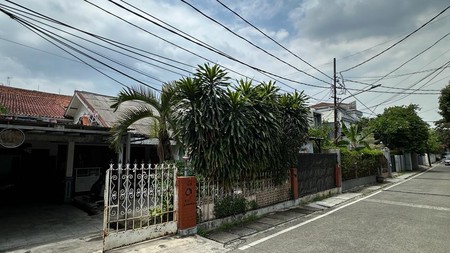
[73,91,157,135]
[0,86,71,119]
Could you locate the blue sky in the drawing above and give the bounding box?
[0,0,449,123]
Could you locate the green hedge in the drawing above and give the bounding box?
[341,148,384,181]
[214,195,247,218]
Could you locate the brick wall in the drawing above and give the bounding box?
[255,180,291,207]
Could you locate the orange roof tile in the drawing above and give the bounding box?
[0,86,71,119]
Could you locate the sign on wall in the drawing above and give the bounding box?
[0,128,25,148]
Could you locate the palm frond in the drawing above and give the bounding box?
[109,106,157,151]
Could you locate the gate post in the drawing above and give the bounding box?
[289,168,299,200]
[177,176,197,236]
[335,164,342,187]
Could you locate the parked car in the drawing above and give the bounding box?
[444,156,450,166]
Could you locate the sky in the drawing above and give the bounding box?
[1,0,449,124]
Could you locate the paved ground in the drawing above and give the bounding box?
[229,164,450,252]
[0,165,436,252]
[0,203,102,252]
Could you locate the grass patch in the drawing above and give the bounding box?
[311,192,335,202]
[217,214,258,231]
[197,227,206,236]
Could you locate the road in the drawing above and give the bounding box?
[232,164,450,253]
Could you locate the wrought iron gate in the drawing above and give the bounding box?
[103,163,178,251]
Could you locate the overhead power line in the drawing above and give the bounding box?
[344,65,450,80]
[341,4,450,73]
[343,79,441,92]
[368,59,450,114]
[82,0,303,92]
[367,30,450,86]
[181,0,331,85]
[102,0,329,90]
[1,2,196,76]
[118,0,320,95]
[214,0,332,81]
[1,1,329,101]
[0,4,162,91]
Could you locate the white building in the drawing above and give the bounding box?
[310,101,363,139]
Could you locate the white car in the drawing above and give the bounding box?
[445,157,450,166]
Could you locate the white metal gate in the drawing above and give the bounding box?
[103,163,178,251]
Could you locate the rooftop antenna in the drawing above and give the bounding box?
[6,76,12,86]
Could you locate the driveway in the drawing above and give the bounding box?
[0,203,102,252]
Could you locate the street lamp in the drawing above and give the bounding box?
[339,84,381,105]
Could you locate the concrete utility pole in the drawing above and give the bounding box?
[333,58,338,145]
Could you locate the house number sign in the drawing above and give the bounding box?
[0,128,25,148]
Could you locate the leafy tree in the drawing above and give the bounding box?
[173,64,309,186]
[435,121,450,150]
[110,83,176,162]
[370,105,429,153]
[339,122,370,150]
[308,122,333,151]
[427,129,444,154]
[438,83,450,122]
[436,83,450,151]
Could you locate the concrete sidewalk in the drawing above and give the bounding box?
[4,168,427,253]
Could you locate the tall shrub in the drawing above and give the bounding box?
[173,64,310,187]
[341,148,383,181]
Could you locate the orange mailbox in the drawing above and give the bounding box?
[177,176,197,231]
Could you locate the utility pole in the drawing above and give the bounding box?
[333,58,338,145]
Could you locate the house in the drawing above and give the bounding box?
[0,86,161,204]
[308,108,322,128]
[310,101,363,139]
[301,108,323,153]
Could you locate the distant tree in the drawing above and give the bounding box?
[438,83,450,122]
[435,120,450,151]
[428,129,444,154]
[370,105,429,153]
[308,123,333,150]
[436,82,450,151]
[356,117,370,131]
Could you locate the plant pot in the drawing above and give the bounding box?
[376,176,385,183]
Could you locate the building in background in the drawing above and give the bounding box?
[310,101,363,139]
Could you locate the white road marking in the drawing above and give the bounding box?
[238,166,434,250]
[362,198,450,212]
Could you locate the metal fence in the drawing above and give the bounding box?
[297,153,337,197]
[103,163,178,251]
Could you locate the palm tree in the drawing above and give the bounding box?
[339,121,370,150]
[110,83,176,162]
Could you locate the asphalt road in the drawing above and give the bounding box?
[233,164,450,253]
